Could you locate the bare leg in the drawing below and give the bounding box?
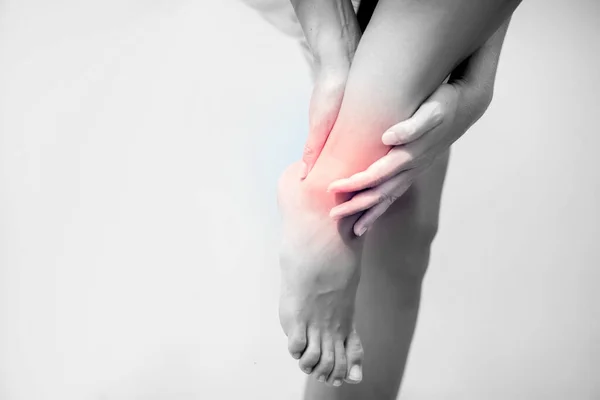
[304,151,450,399]
[305,0,516,189]
[277,0,520,388]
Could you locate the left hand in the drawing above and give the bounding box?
[326,81,492,236]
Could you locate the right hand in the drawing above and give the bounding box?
[291,0,362,178]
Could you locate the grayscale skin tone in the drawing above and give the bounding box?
[249,0,518,396]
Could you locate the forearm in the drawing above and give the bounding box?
[302,0,520,210]
[451,17,512,118]
[290,0,360,71]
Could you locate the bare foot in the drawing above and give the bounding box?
[277,162,364,386]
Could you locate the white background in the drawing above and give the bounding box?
[0,0,598,399]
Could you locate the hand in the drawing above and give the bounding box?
[325,18,510,236]
[327,80,493,236]
[291,0,361,178]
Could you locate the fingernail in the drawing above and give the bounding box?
[299,162,308,179]
[317,375,325,382]
[382,131,396,145]
[328,179,348,192]
[292,352,301,359]
[333,380,342,387]
[348,365,362,381]
[329,208,340,219]
[356,226,367,237]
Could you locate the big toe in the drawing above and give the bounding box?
[287,323,307,359]
[344,329,364,384]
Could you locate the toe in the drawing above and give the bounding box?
[344,329,364,384]
[288,323,307,359]
[328,337,347,387]
[299,327,321,374]
[312,334,335,384]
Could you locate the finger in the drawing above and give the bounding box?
[352,176,414,236]
[328,146,414,193]
[292,0,360,178]
[329,171,412,220]
[302,72,347,178]
[329,190,382,220]
[382,101,444,146]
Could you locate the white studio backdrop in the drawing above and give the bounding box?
[0,0,598,399]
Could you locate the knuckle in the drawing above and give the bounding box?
[430,101,445,123]
[371,176,385,187]
[377,192,389,205]
[303,144,316,158]
[378,191,398,206]
[370,168,390,186]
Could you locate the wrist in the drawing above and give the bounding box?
[454,80,493,131]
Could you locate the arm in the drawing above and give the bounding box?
[301,0,520,221]
[276,0,521,382]
[290,0,362,178]
[449,18,511,126]
[328,18,513,234]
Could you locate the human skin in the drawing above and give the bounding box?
[291,0,511,235]
[302,8,512,400]
[278,0,521,387]
[328,18,512,234]
[303,0,518,195]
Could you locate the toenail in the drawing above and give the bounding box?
[303,367,312,374]
[317,375,325,382]
[333,380,342,387]
[348,365,362,381]
[292,353,301,359]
